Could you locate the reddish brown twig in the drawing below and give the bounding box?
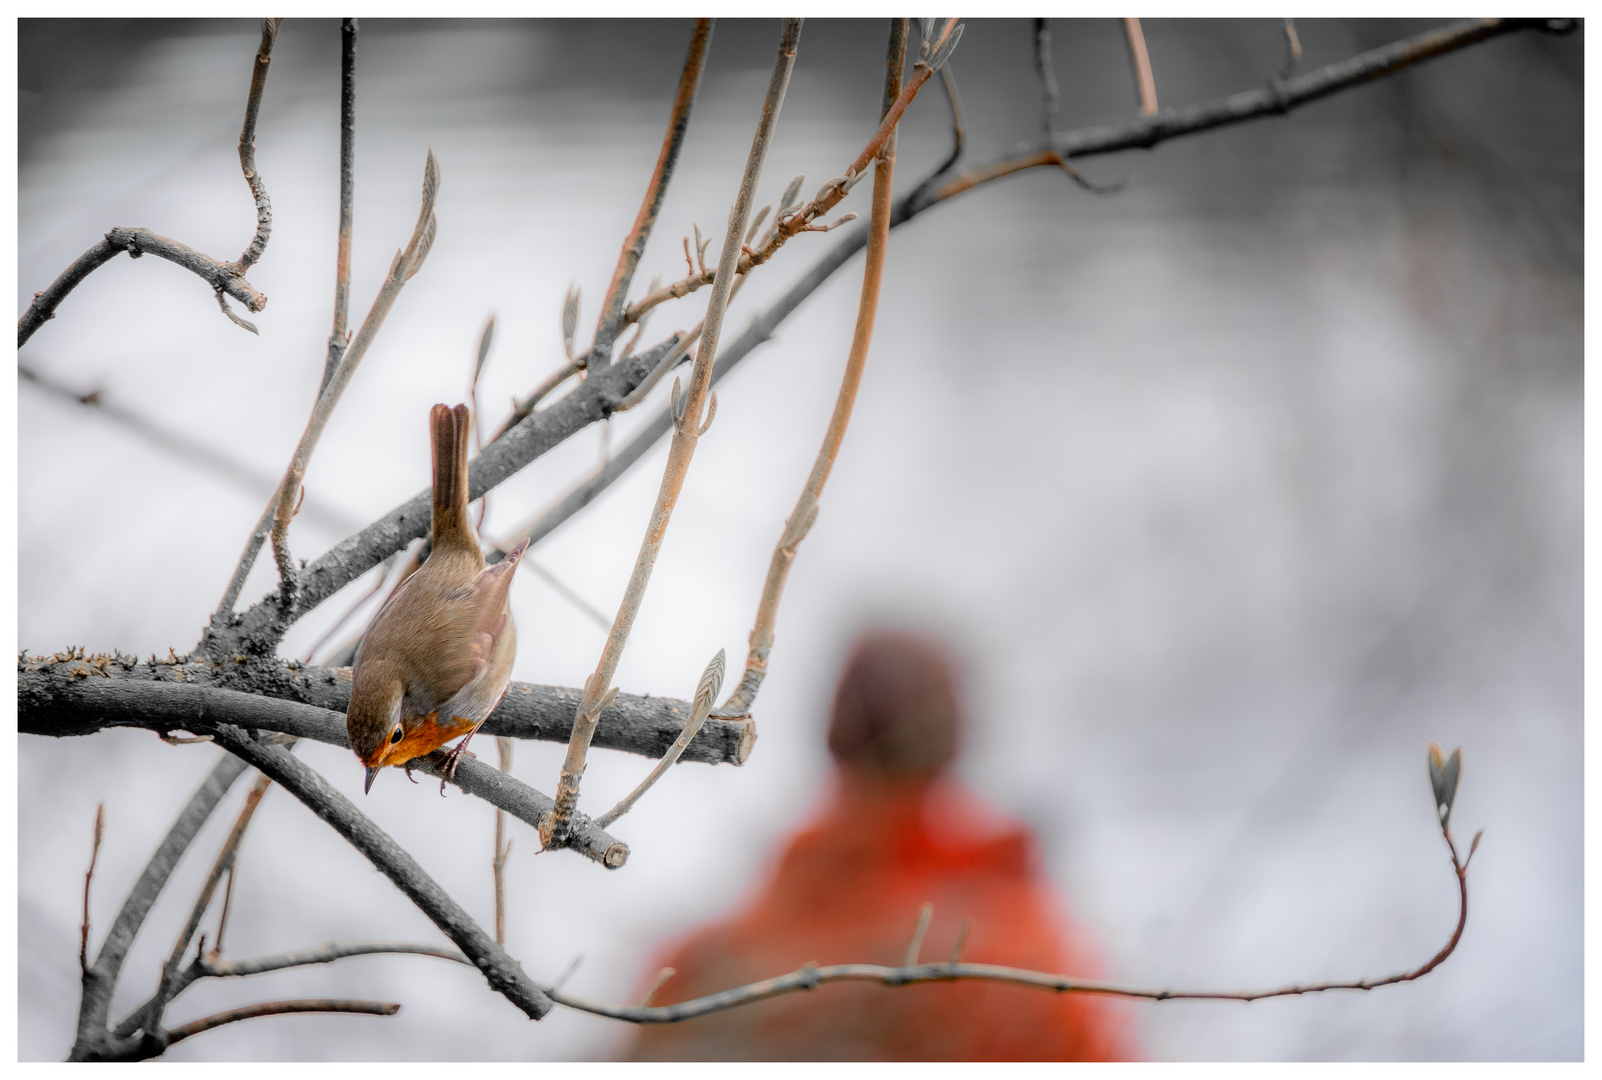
[1123,17,1159,115]
[79,803,105,972]
[543,18,803,851]
[717,19,905,721]
[592,19,714,360]
[620,19,958,330]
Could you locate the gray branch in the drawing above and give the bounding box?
[69,754,250,1061]
[18,671,630,866]
[204,723,554,1018]
[19,228,267,348]
[19,653,750,766]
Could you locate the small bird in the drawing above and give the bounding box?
[346,402,527,794]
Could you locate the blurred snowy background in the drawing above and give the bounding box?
[17,18,1581,1061]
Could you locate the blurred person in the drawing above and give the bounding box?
[622,630,1138,1061]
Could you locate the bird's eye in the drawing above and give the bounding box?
[390,727,404,744]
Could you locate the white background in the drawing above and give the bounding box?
[17,18,1582,1060]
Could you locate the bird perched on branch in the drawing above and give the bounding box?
[346,403,526,793]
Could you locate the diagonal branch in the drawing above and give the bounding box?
[206,724,555,1019]
[486,17,1572,566]
[544,17,803,851]
[229,19,282,276]
[69,754,250,1060]
[265,150,441,614]
[592,18,714,362]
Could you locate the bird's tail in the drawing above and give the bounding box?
[430,403,474,548]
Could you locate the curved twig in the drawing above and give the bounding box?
[551,816,1476,1023]
[165,999,399,1047]
[230,19,282,274]
[544,17,803,851]
[718,18,905,720]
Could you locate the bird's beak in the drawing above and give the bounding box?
[364,765,381,794]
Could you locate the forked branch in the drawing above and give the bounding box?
[18,20,283,347]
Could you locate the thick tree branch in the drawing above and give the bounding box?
[204,723,554,1018]
[19,653,750,766]
[205,332,687,657]
[18,672,633,867]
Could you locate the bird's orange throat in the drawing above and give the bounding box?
[371,711,477,769]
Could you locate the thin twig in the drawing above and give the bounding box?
[69,755,250,1060]
[619,19,957,331]
[79,804,105,972]
[230,19,282,275]
[493,736,513,947]
[1033,18,1059,141]
[550,814,1476,1023]
[148,772,274,1024]
[266,150,441,612]
[933,63,965,177]
[19,229,268,348]
[594,649,724,829]
[592,19,714,362]
[17,21,284,348]
[639,967,677,1007]
[322,18,358,396]
[1279,18,1303,81]
[717,19,904,720]
[904,900,932,967]
[165,999,399,1047]
[1123,17,1159,115]
[543,18,803,851]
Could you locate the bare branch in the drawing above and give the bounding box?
[593,19,714,360]
[19,674,633,868]
[1122,18,1159,115]
[594,648,724,829]
[18,20,285,348]
[165,999,399,1047]
[200,942,471,979]
[204,723,555,1019]
[149,773,273,1023]
[20,653,750,767]
[1032,18,1059,141]
[230,19,282,274]
[69,754,250,1060]
[266,149,441,611]
[79,804,105,972]
[718,19,904,720]
[322,17,358,396]
[904,901,932,967]
[545,17,802,851]
[19,229,268,348]
[493,736,513,946]
[933,62,965,176]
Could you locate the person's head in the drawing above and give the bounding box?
[827,630,963,782]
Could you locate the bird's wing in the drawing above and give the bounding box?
[468,539,527,651]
